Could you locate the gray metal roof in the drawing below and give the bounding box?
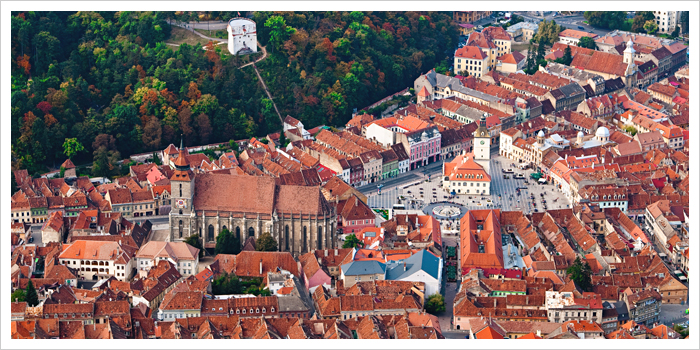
[341,260,386,276]
[506,22,538,33]
[385,250,441,281]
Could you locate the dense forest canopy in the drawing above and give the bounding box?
[11,11,459,176]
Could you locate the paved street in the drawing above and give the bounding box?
[659,303,689,327]
[514,12,612,37]
[490,155,571,215]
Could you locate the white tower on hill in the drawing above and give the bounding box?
[227,18,257,55]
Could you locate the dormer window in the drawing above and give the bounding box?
[271,307,275,312]
[256,308,260,313]
[250,309,254,314]
[241,309,245,314]
[262,308,266,313]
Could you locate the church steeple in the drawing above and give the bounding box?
[174,136,190,171]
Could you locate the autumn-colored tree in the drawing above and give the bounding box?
[195,113,213,145]
[16,54,31,75]
[178,106,195,144]
[186,81,201,102]
[92,134,121,178]
[142,115,163,150]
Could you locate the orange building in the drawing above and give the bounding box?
[460,209,504,272]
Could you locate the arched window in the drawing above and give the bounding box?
[222,225,227,233]
[303,226,307,252]
[179,209,183,215]
[285,226,290,250]
[235,227,241,242]
[208,224,214,242]
[179,184,182,197]
[248,227,254,237]
[317,227,323,250]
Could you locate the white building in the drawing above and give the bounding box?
[227,17,257,55]
[283,115,311,140]
[442,152,491,196]
[654,11,681,34]
[135,241,200,277]
[58,240,137,281]
[499,127,523,158]
[365,123,397,148]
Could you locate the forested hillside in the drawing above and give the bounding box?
[10,11,458,176]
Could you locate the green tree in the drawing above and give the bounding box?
[583,11,626,30]
[424,293,446,314]
[562,45,573,65]
[278,129,288,148]
[91,134,121,178]
[59,166,65,178]
[11,170,18,194]
[566,256,592,292]
[62,137,85,159]
[673,324,689,338]
[228,139,240,153]
[264,15,295,53]
[185,234,204,258]
[215,228,241,255]
[624,126,638,136]
[25,279,39,307]
[212,272,243,295]
[342,234,362,249]
[255,232,278,252]
[631,16,647,33]
[671,26,680,38]
[577,36,597,50]
[11,289,26,303]
[525,44,535,74]
[643,20,658,35]
[33,31,61,73]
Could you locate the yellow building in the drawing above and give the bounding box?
[454,45,488,77]
[454,11,493,24]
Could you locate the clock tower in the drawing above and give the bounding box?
[169,139,196,241]
[473,114,491,174]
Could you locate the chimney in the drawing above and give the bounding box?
[403,262,407,271]
[324,250,328,257]
[536,329,541,337]
[494,299,497,308]
[318,257,322,265]
[335,249,338,256]
[260,259,263,275]
[526,296,529,304]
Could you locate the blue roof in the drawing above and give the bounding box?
[386,250,441,281]
[341,260,386,276]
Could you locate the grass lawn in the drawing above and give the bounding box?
[165,26,213,49]
[194,28,228,39]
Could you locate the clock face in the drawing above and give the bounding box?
[480,140,485,145]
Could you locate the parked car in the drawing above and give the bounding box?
[578,26,585,30]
